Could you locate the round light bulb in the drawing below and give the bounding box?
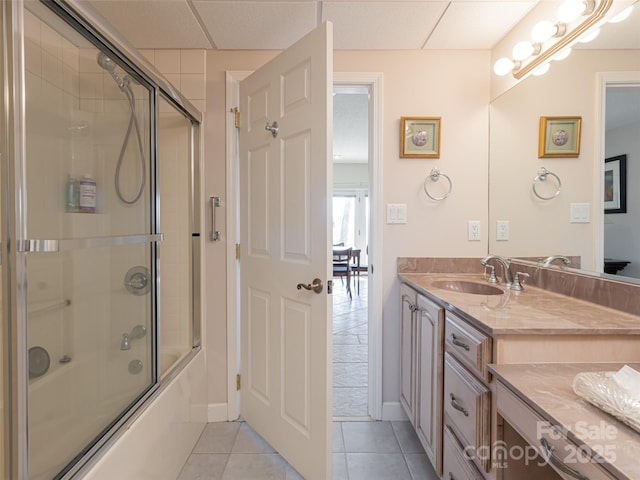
[494,57,515,76]
[557,0,587,23]
[512,41,535,61]
[609,6,633,24]
[531,20,558,43]
[552,48,572,61]
[532,63,551,76]
[579,28,600,43]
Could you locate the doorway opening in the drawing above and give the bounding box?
[332,86,371,419]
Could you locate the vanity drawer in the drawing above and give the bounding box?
[443,424,484,480]
[497,382,617,480]
[445,312,492,382]
[444,352,491,472]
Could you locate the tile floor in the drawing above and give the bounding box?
[177,420,439,480]
[177,275,441,479]
[333,275,368,418]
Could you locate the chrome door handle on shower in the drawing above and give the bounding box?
[209,196,221,242]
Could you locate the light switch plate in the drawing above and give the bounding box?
[387,203,407,224]
[570,203,590,223]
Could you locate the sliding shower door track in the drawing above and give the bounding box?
[18,233,163,253]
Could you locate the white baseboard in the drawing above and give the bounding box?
[381,402,408,421]
[207,403,229,422]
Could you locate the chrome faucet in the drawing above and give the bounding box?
[541,255,571,267]
[481,255,513,286]
[120,325,147,351]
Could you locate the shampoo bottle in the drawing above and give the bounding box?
[65,175,79,212]
[79,174,97,213]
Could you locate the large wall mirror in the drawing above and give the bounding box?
[489,4,640,281]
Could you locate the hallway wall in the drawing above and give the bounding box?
[203,49,490,415]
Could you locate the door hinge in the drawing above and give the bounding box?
[236,374,241,390]
[230,107,240,128]
[235,243,241,260]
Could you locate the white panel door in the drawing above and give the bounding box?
[239,22,333,480]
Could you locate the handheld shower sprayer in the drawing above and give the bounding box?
[96,52,146,205]
[97,52,127,91]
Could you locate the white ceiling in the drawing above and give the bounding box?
[84,0,539,50]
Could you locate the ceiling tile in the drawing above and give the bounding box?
[87,0,213,49]
[323,2,448,50]
[192,1,318,50]
[425,1,536,49]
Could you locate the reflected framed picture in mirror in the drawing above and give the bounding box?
[400,116,441,158]
[538,116,582,158]
[604,154,627,214]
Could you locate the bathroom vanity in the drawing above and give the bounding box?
[398,258,640,480]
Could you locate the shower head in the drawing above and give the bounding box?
[97,52,117,72]
[96,52,129,91]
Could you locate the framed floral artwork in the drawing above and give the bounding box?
[400,116,441,158]
[538,116,582,158]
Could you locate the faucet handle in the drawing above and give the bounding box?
[484,265,498,283]
[511,272,530,291]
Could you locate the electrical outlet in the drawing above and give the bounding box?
[496,220,509,241]
[468,220,481,241]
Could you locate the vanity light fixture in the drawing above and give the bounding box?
[493,0,616,79]
[609,5,633,22]
[578,27,601,42]
[532,63,551,76]
[552,48,572,61]
[557,0,595,23]
[512,41,541,61]
[531,20,566,43]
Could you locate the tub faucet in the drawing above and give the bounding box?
[541,255,571,267]
[120,325,147,351]
[480,255,513,286]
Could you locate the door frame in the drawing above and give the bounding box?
[225,71,384,421]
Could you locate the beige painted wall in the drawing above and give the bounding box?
[489,50,640,270]
[204,49,490,409]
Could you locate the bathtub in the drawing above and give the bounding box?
[28,352,153,479]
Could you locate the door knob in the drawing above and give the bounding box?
[296,278,323,294]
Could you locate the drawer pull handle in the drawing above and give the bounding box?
[449,393,469,417]
[451,333,470,351]
[539,437,589,480]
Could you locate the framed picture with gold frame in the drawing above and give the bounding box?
[538,116,582,158]
[400,116,441,158]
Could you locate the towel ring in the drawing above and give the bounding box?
[423,168,452,201]
[532,167,561,200]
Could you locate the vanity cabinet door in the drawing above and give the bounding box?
[400,283,417,425]
[415,294,444,476]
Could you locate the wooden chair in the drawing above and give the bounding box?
[351,246,368,296]
[332,247,352,299]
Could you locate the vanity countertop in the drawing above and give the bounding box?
[489,362,640,480]
[399,273,640,336]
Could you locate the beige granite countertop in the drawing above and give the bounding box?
[399,273,640,336]
[490,363,640,480]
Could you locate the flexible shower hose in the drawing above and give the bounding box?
[115,79,146,205]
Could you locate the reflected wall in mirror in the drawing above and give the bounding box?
[489,5,640,281]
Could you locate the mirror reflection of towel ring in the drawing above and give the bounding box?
[423,168,452,201]
[532,167,561,200]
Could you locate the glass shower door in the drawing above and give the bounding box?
[21,4,156,478]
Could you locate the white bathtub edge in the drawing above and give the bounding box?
[80,351,207,480]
